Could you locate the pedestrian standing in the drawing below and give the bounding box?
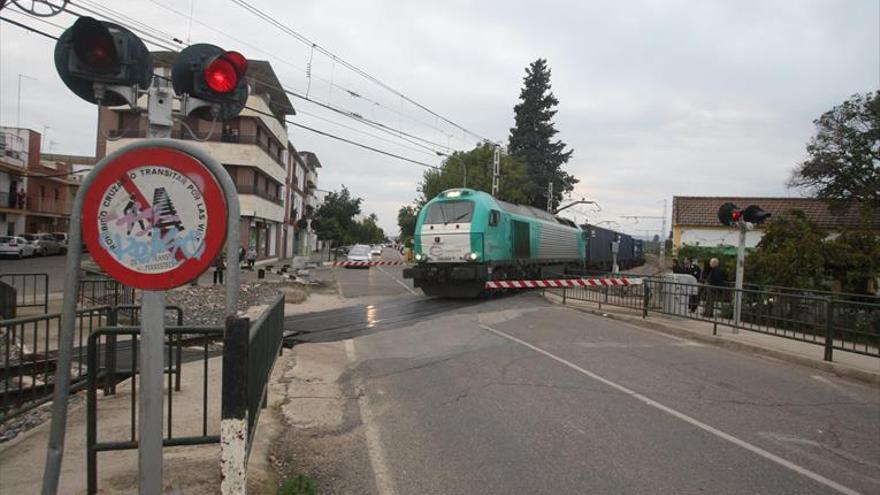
[672,258,683,273]
[702,258,727,317]
[684,257,702,313]
[212,254,226,285]
[246,247,257,270]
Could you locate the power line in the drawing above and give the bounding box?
[0,14,59,39]
[227,0,489,142]
[144,0,457,142]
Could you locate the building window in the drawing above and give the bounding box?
[54,189,60,200]
[40,186,46,198]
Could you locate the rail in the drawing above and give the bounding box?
[79,275,137,308]
[86,325,224,495]
[551,276,879,361]
[0,272,49,313]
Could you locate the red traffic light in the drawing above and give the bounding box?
[204,58,237,93]
[203,52,248,94]
[71,16,119,70]
[731,210,742,222]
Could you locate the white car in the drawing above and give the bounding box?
[370,245,383,256]
[346,245,373,268]
[0,236,36,258]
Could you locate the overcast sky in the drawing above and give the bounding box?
[1,0,877,236]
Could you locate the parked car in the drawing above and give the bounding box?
[370,245,383,256]
[346,244,373,267]
[51,232,70,245]
[22,233,65,256]
[0,236,36,258]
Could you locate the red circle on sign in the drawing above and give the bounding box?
[82,146,228,290]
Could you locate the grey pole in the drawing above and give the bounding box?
[733,223,747,333]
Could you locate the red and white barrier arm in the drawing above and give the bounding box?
[333,261,409,267]
[485,277,643,289]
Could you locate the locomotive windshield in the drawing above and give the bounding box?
[424,200,474,224]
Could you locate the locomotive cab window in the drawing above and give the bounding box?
[488,209,500,227]
[424,200,474,224]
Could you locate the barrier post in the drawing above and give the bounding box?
[823,298,834,362]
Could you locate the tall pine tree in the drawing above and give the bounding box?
[508,59,576,210]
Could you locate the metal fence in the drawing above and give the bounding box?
[552,277,879,362]
[0,305,184,424]
[0,272,49,313]
[86,324,223,494]
[79,275,137,308]
[221,294,285,481]
[1,306,110,421]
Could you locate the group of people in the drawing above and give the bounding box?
[210,247,258,285]
[671,256,728,316]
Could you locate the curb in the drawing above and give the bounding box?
[544,294,880,386]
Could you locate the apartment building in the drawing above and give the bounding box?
[298,151,323,253]
[96,54,297,262]
[0,128,32,235]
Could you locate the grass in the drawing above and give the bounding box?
[277,474,319,495]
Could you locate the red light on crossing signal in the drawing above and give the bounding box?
[204,58,237,93]
[731,210,742,222]
[71,17,119,70]
[222,51,248,76]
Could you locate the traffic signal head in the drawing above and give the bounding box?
[172,44,249,120]
[742,205,771,224]
[54,16,153,106]
[718,202,741,226]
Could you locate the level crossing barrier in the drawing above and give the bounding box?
[0,272,49,314]
[334,260,409,267]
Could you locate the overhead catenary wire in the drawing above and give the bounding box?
[227,0,489,142]
[39,0,462,155]
[0,10,448,172]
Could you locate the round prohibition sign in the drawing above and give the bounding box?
[82,146,227,290]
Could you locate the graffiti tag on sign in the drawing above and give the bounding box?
[82,146,227,290]
[96,166,209,273]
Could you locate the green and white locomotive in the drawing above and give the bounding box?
[403,188,587,297]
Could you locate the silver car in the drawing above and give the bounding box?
[346,244,373,268]
[22,233,65,256]
[0,236,36,258]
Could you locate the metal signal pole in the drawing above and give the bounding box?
[491,144,500,196]
[733,222,747,332]
[546,182,554,212]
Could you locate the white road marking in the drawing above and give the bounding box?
[377,265,419,296]
[479,324,862,495]
[344,339,396,495]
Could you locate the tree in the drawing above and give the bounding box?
[312,186,361,246]
[351,213,386,244]
[508,58,577,210]
[397,205,419,245]
[417,143,531,205]
[746,210,830,290]
[789,91,880,217]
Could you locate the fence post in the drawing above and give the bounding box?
[221,316,250,495]
[42,274,49,314]
[103,309,118,396]
[823,298,834,362]
[642,284,649,319]
[562,287,567,304]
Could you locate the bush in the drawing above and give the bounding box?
[277,474,318,495]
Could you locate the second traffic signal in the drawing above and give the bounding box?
[172,44,249,120]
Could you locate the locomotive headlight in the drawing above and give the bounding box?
[465,252,479,261]
[414,253,426,262]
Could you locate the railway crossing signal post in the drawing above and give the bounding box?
[718,203,771,331]
[44,17,247,495]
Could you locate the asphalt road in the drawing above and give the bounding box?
[0,251,84,292]
[301,261,880,494]
[330,248,418,298]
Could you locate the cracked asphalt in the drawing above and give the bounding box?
[286,252,880,494]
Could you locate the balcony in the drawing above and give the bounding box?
[105,129,286,182]
[0,192,26,211]
[236,185,283,206]
[27,196,73,216]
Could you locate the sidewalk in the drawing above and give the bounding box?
[0,354,223,494]
[543,291,880,385]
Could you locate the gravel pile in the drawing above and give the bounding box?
[0,394,83,443]
[166,282,282,325]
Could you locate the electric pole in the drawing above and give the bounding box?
[546,181,554,212]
